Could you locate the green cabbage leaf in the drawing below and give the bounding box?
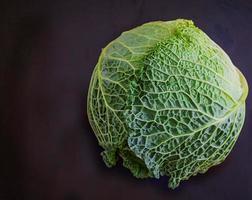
[87,19,248,189]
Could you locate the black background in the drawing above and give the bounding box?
[1,0,252,199]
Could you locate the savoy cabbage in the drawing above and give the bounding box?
[87,19,248,189]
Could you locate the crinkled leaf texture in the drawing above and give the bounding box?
[87,19,248,189]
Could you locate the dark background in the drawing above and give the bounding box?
[1,0,252,199]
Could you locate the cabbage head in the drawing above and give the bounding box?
[87,19,248,189]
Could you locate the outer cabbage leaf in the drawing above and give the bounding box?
[87,19,248,188]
